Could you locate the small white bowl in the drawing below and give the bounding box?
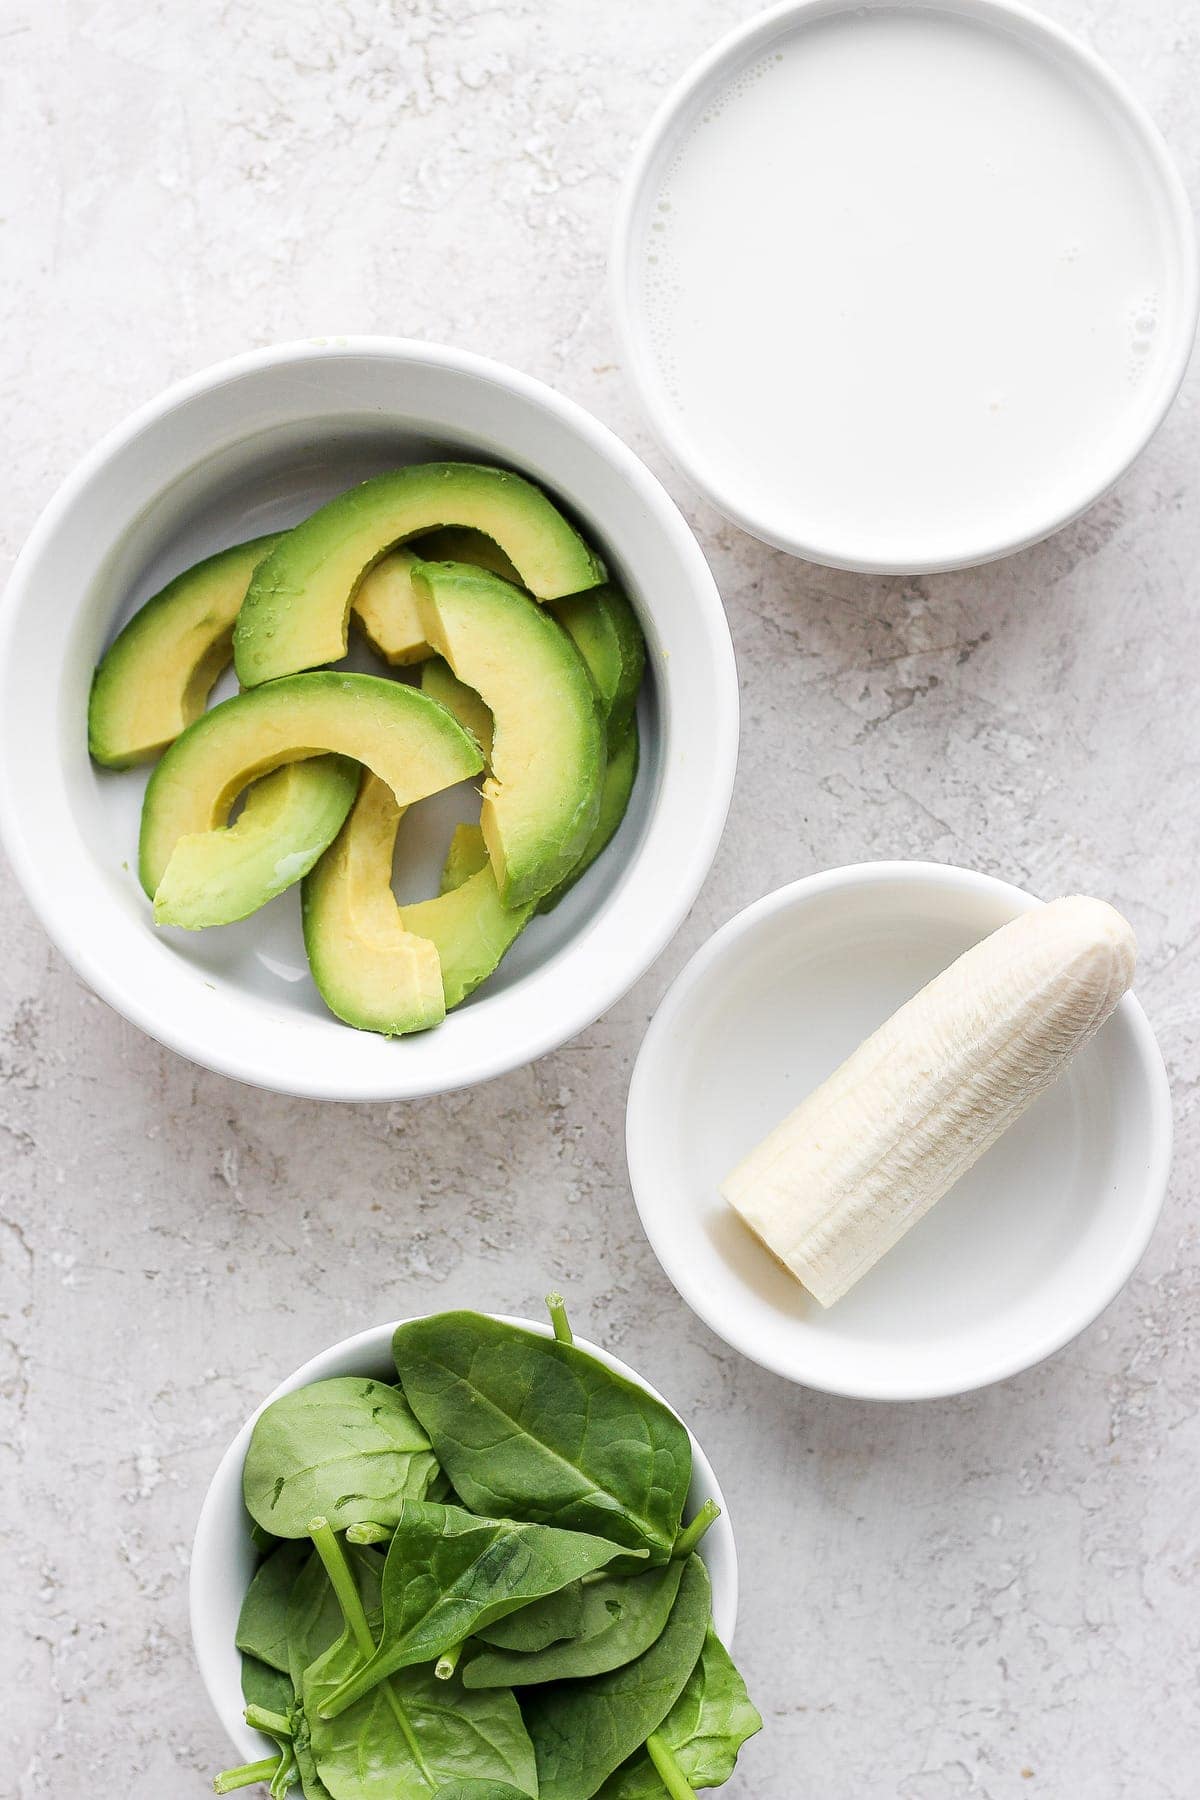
[0,337,737,1100]
[190,1315,739,1770]
[611,0,1199,573]
[626,863,1172,1400]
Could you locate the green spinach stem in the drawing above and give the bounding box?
[646,1732,696,1799]
[213,1755,282,1793]
[309,1517,376,1662]
[345,1521,391,1545]
[671,1498,721,1559]
[268,1745,298,1798]
[545,1291,574,1344]
[308,1517,435,1788]
[243,1704,293,1741]
[434,1640,464,1680]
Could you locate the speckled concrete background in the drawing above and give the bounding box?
[2,1,1197,1795]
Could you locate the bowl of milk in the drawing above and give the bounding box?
[612,0,1198,574]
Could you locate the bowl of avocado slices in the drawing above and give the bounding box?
[190,1296,758,1800]
[0,337,738,1097]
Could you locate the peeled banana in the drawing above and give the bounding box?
[721,896,1136,1306]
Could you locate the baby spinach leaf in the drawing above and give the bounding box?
[241,1652,296,1716]
[523,1556,711,1800]
[292,1711,334,1800]
[303,1629,537,1799]
[474,1579,584,1653]
[433,1786,534,1799]
[285,1545,386,1693]
[237,1540,311,1674]
[244,1377,438,1539]
[321,1500,630,1718]
[464,1560,685,1689]
[594,1627,762,1798]
[392,1313,691,1563]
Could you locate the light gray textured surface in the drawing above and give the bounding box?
[1,1,1197,1795]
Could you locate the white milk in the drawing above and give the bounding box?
[637,7,1175,567]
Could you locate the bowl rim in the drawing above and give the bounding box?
[609,0,1200,575]
[189,1311,740,1766]
[0,335,739,1100]
[625,859,1175,1400]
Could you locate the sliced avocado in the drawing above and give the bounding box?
[399,832,534,1008]
[152,758,359,929]
[549,584,646,745]
[351,548,430,666]
[538,717,639,912]
[441,821,489,894]
[88,534,281,767]
[302,776,445,1036]
[351,531,525,667]
[415,526,522,585]
[233,463,605,687]
[302,780,533,1030]
[139,672,482,898]
[420,580,644,910]
[421,658,494,761]
[413,562,604,909]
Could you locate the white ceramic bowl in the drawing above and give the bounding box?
[190,1314,739,1770]
[626,863,1172,1400]
[0,337,738,1100]
[611,0,1199,574]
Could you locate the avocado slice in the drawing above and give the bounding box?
[152,757,359,929]
[420,658,494,761]
[440,821,490,893]
[233,463,605,687]
[88,534,281,768]
[302,776,445,1036]
[421,581,645,911]
[412,562,604,909]
[351,530,524,667]
[549,585,646,745]
[416,526,522,585]
[302,779,534,1031]
[351,548,431,666]
[537,716,640,913]
[399,831,535,1006]
[139,672,483,899]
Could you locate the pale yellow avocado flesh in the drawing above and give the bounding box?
[233,463,605,687]
[139,672,482,897]
[302,777,445,1036]
[351,549,431,665]
[413,562,604,908]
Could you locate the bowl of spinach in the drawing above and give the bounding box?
[191,1299,757,1799]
